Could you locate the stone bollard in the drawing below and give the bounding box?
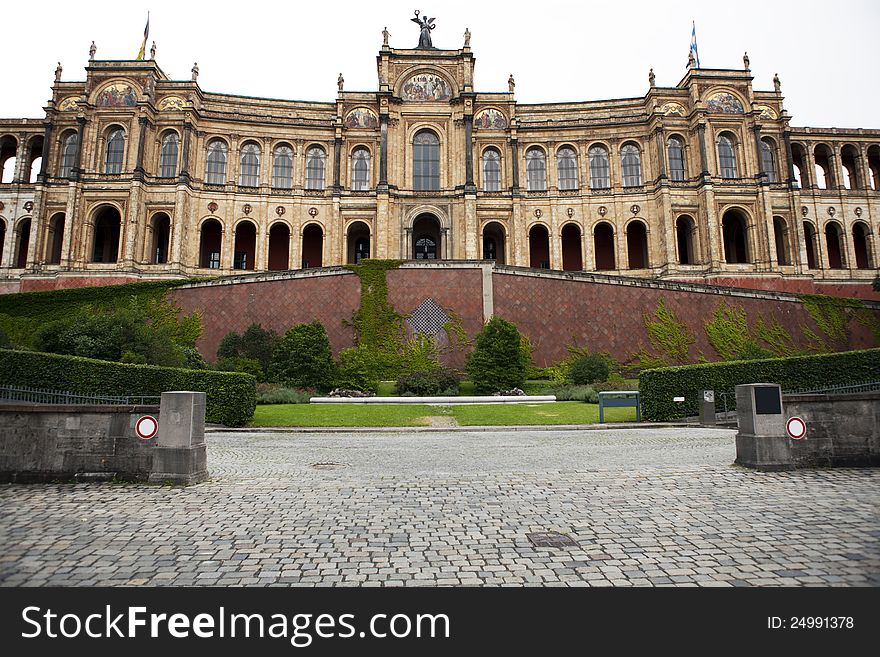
[149,391,209,485]
[734,383,791,470]
[698,390,716,425]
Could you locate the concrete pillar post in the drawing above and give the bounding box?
[149,391,208,485]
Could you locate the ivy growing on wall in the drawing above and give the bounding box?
[632,298,695,368]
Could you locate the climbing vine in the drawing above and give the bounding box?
[632,298,695,368]
[798,294,863,343]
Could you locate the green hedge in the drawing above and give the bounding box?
[0,348,256,427]
[639,348,880,421]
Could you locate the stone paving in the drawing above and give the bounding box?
[1,427,878,587]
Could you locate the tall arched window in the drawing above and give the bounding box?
[621,143,642,187]
[588,145,610,189]
[526,147,546,191]
[413,131,440,191]
[305,146,326,190]
[557,146,578,190]
[104,128,125,174]
[159,132,179,178]
[760,137,778,183]
[717,133,737,178]
[239,142,260,187]
[273,144,294,189]
[482,148,501,191]
[59,132,78,178]
[205,139,228,185]
[667,136,686,181]
[351,147,371,190]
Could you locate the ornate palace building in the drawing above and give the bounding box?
[1,20,878,295]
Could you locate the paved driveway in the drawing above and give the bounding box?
[1,427,877,586]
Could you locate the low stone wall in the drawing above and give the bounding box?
[783,392,880,468]
[0,404,159,482]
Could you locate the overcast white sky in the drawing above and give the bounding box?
[2,0,877,129]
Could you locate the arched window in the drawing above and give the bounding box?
[239,142,260,187]
[667,136,686,182]
[760,138,778,183]
[557,147,578,190]
[588,145,610,189]
[717,134,737,179]
[205,139,228,185]
[59,132,78,178]
[159,132,179,178]
[482,148,501,191]
[526,147,546,191]
[104,128,125,174]
[351,147,371,190]
[305,146,326,190]
[621,143,642,187]
[272,145,294,189]
[413,131,440,191]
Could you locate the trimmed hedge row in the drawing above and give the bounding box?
[639,348,880,421]
[0,348,256,427]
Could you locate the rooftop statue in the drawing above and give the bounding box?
[411,10,435,49]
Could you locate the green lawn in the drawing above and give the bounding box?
[250,401,638,427]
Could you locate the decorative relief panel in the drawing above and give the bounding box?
[158,96,187,111]
[755,105,778,120]
[660,102,686,117]
[95,82,138,107]
[344,108,379,129]
[401,73,452,101]
[474,108,507,129]
[706,92,744,114]
[58,96,81,112]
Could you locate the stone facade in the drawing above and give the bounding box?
[1,30,879,295]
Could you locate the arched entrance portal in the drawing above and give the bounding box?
[301,223,323,268]
[91,206,121,263]
[47,213,65,264]
[561,224,582,271]
[482,222,505,264]
[347,221,371,264]
[721,209,750,264]
[268,223,290,271]
[529,224,550,269]
[412,213,441,260]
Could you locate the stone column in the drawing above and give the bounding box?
[37,122,53,184]
[378,114,389,191]
[73,116,87,181]
[782,130,796,188]
[149,391,208,485]
[179,121,192,185]
[133,116,149,181]
[333,136,342,194]
[752,125,768,184]
[696,123,709,179]
[464,113,475,193]
[510,138,520,194]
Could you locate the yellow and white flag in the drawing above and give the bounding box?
[136,12,150,60]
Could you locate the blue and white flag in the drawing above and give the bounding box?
[689,21,701,69]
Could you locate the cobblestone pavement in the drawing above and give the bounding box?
[1,428,878,587]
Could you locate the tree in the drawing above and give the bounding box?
[270,321,335,391]
[465,316,529,394]
[217,323,277,381]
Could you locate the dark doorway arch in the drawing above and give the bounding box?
[825,222,845,269]
[722,210,750,264]
[773,216,790,266]
[347,221,371,264]
[482,221,506,264]
[852,222,872,269]
[529,224,550,269]
[233,220,257,270]
[15,218,31,268]
[561,224,582,271]
[268,222,290,271]
[803,222,818,269]
[199,219,223,269]
[91,206,121,263]
[302,223,323,268]
[676,215,696,265]
[412,213,441,260]
[593,222,615,270]
[47,213,65,264]
[150,213,170,264]
[626,220,649,269]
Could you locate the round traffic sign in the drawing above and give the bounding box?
[135,415,158,440]
[786,416,806,440]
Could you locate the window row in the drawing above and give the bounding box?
[791,143,880,191]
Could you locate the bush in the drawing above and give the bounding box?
[395,368,461,396]
[256,385,313,405]
[0,327,10,348]
[639,347,880,421]
[465,317,529,394]
[217,323,277,381]
[568,354,610,385]
[216,356,264,380]
[0,348,256,427]
[270,321,336,392]
[335,346,380,393]
[544,384,599,403]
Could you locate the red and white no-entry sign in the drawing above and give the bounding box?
[786,416,807,440]
[135,415,159,440]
